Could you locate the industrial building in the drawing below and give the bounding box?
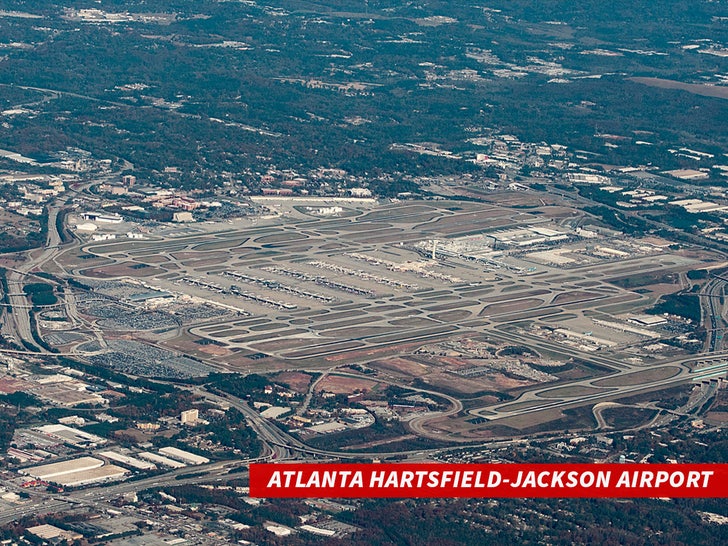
[629,314,668,327]
[99,450,157,471]
[158,446,210,465]
[34,424,107,448]
[22,456,104,480]
[307,421,347,434]
[670,198,728,214]
[26,524,83,542]
[138,452,187,469]
[492,226,570,248]
[664,169,710,181]
[52,465,129,487]
[82,211,124,223]
[21,456,129,487]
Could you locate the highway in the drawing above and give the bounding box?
[0,190,724,486]
[191,383,472,460]
[0,457,263,526]
[701,275,728,353]
[3,205,62,352]
[2,357,722,528]
[0,177,115,354]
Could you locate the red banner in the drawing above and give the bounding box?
[249,463,728,498]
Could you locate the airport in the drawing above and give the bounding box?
[25,196,722,442]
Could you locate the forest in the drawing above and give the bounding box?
[0,0,724,184]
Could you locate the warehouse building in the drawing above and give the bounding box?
[21,456,129,487]
[26,524,83,542]
[159,446,210,465]
[52,465,129,487]
[99,450,157,471]
[22,456,104,481]
[138,452,187,469]
[34,424,107,448]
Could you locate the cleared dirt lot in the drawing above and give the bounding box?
[273,371,313,393]
[630,76,728,99]
[315,375,381,394]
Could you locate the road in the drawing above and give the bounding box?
[296,368,331,416]
[3,205,61,351]
[701,276,728,352]
[0,177,114,354]
[2,186,723,463]
[192,383,466,460]
[592,402,623,429]
[0,456,263,526]
[545,184,728,253]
